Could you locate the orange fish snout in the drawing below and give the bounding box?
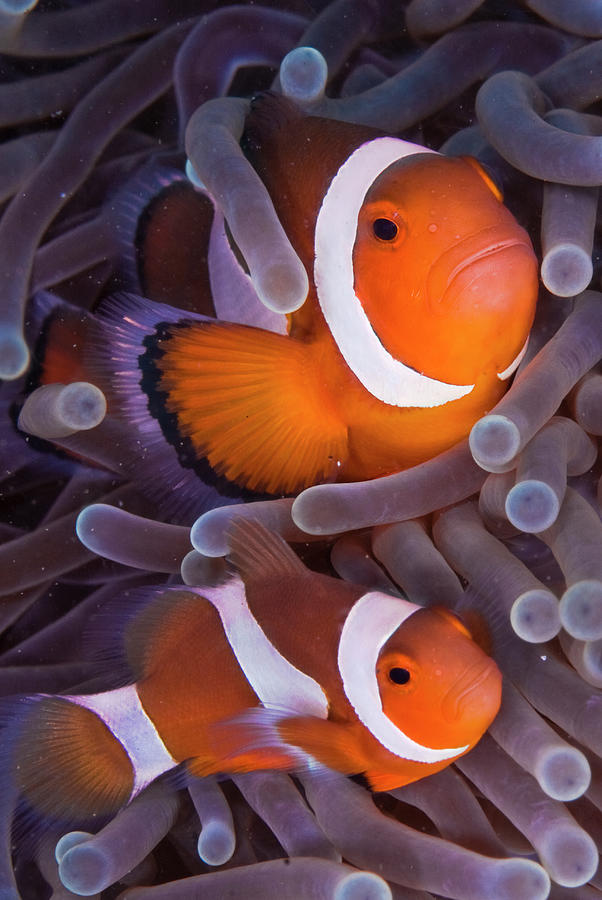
[424,229,539,384]
[440,656,502,730]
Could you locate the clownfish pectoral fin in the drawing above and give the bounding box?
[0,695,134,829]
[276,715,364,777]
[194,706,302,778]
[141,320,349,495]
[210,707,365,779]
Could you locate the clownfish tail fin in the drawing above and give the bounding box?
[227,519,308,582]
[1,694,135,830]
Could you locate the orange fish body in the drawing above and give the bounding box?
[7,522,501,826]
[145,96,537,491]
[33,95,538,499]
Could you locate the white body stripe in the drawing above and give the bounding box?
[67,685,176,799]
[337,591,469,763]
[497,336,529,380]
[314,137,475,408]
[196,578,328,718]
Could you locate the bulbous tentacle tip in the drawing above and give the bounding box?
[0,331,29,381]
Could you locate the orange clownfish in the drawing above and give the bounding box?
[34,94,537,500]
[4,521,501,828]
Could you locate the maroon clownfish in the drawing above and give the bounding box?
[34,94,538,500]
[4,520,501,832]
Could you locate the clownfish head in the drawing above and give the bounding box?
[375,605,502,753]
[351,151,538,387]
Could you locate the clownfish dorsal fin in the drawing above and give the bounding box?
[228,519,309,584]
[242,91,306,155]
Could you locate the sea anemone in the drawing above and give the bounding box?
[0,1,601,898]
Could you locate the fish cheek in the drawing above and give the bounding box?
[353,205,414,336]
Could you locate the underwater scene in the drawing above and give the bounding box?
[0,0,601,897]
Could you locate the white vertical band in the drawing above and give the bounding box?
[198,578,328,718]
[313,137,475,408]
[337,592,469,763]
[68,685,176,799]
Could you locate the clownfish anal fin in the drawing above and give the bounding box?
[142,320,348,495]
[228,519,308,583]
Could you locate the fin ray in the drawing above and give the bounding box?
[143,320,348,494]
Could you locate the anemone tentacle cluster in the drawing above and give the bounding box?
[0,1,601,898]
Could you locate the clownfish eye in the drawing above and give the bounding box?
[372,217,399,242]
[388,666,411,685]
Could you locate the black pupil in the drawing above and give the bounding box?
[373,218,398,241]
[389,667,410,685]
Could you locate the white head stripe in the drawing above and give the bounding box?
[314,137,475,408]
[67,685,176,799]
[338,592,469,763]
[497,336,529,380]
[199,578,328,718]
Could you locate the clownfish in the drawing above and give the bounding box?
[3,521,501,832]
[33,94,537,501]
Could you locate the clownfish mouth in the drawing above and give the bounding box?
[440,657,500,723]
[442,237,529,299]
